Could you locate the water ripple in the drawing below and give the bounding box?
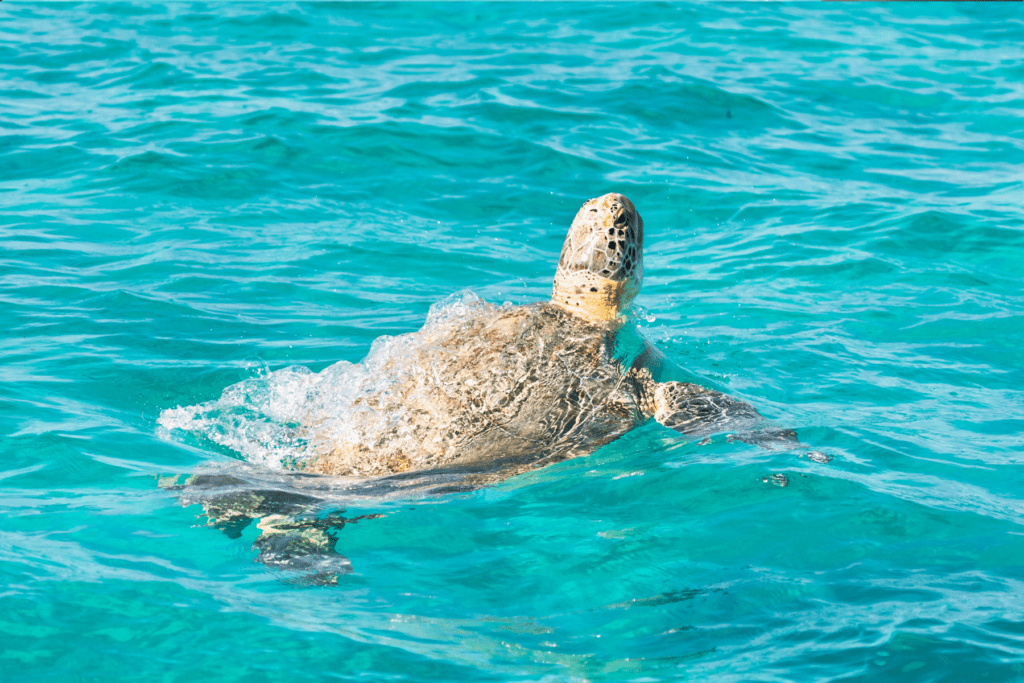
[3,3,1024,681]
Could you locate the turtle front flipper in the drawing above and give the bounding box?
[651,381,801,449]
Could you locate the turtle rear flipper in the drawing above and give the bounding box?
[164,471,366,585]
[252,513,353,586]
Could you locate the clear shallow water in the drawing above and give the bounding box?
[2,2,1024,680]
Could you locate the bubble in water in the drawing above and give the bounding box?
[632,305,656,324]
[239,355,269,380]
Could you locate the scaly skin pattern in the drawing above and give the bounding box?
[653,382,763,436]
[551,193,643,323]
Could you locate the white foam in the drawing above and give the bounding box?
[158,291,502,469]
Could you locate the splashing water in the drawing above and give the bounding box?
[158,292,508,469]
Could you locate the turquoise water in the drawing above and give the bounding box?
[3,2,1024,680]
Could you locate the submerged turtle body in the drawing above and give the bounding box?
[166,192,802,581]
[298,193,789,479]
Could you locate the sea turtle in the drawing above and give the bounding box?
[295,192,798,482]
[165,192,800,581]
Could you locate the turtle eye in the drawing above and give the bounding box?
[614,212,628,227]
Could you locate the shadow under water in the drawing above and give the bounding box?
[160,461,491,585]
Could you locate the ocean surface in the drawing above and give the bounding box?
[2,3,1023,681]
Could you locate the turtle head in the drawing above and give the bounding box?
[551,193,644,323]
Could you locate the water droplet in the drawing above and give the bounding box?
[806,451,832,464]
[241,356,269,380]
